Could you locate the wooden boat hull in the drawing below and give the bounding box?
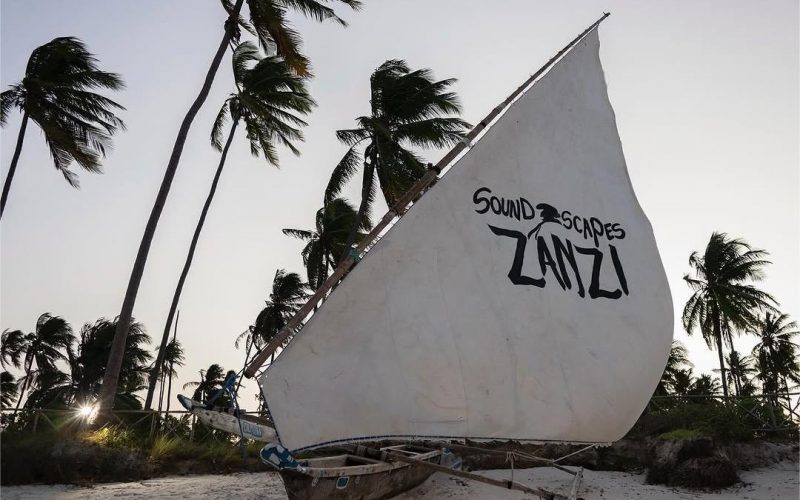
[279,445,441,500]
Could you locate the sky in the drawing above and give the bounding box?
[1,1,798,411]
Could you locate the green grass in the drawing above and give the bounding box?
[148,435,261,464]
[658,428,706,440]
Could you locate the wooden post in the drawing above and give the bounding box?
[568,468,583,500]
[243,12,612,378]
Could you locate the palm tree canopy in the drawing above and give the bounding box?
[283,197,369,288]
[0,371,18,408]
[158,339,186,379]
[211,41,315,165]
[22,317,151,409]
[687,373,722,396]
[221,0,362,77]
[250,269,309,346]
[671,368,695,396]
[0,37,125,186]
[1,329,27,369]
[49,317,152,406]
[183,363,228,403]
[752,313,800,392]
[1,314,74,374]
[682,232,776,349]
[655,340,693,396]
[325,59,470,222]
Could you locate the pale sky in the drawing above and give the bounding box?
[1,1,798,410]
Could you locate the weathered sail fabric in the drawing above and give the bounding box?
[261,29,673,451]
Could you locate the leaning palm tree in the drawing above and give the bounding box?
[143,42,314,410]
[752,313,799,405]
[1,371,18,409]
[100,0,360,418]
[682,232,776,398]
[283,197,368,289]
[324,59,470,260]
[0,314,73,411]
[0,37,125,219]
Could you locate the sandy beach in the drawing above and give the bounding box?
[3,461,797,499]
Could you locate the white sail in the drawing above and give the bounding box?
[260,28,673,451]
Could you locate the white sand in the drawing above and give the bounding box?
[3,462,797,499]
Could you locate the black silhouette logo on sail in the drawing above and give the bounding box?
[473,186,630,300]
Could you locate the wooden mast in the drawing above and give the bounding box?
[244,12,611,378]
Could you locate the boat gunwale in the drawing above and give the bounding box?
[296,447,441,478]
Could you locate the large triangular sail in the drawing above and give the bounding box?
[258,23,673,452]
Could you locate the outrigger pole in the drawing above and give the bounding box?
[244,12,611,379]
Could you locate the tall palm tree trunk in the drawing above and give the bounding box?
[165,310,178,413]
[13,356,33,413]
[1,112,29,220]
[144,119,239,409]
[713,312,729,399]
[98,0,245,420]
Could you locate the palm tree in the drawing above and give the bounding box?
[235,269,309,378]
[251,269,309,348]
[687,373,722,397]
[25,318,151,410]
[100,0,360,418]
[718,350,755,397]
[0,314,73,411]
[158,339,185,412]
[672,368,695,397]
[752,313,799,406]
[0,37,125,219]
[183,364,228,404]
[143,42,314,410]
[1,371,18,409]
[654,340,692,396]
[682,232,776,398]
[283,197,368,289]
[324,59,470,260]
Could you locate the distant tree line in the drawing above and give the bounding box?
[652,232,799,427]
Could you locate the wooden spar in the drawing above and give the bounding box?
[568,468,584,500]
[383,451,567,500]
[422,441,577,476]
[244,12,611,378]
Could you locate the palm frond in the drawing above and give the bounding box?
[324,145,362,203]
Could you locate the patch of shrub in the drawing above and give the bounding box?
[83,426,138,449]
[630,400,754,442]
